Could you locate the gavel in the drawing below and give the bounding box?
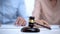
[21,16,51,32]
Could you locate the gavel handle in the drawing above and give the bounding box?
[34,22,51,30]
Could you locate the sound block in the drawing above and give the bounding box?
[21,27,40,32]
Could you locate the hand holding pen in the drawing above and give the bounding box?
[34,19,51,30]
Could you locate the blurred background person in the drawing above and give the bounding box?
[0,0,27,26]
[32,0,60,28]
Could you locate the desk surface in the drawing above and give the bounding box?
[0,25,60,34]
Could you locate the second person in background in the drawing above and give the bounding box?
[32,0,60,28]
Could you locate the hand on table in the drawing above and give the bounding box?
[34,19,50,28]
[15,17,26,26]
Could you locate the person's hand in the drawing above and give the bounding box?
[15,17,26,26]
[34,19,50,28]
